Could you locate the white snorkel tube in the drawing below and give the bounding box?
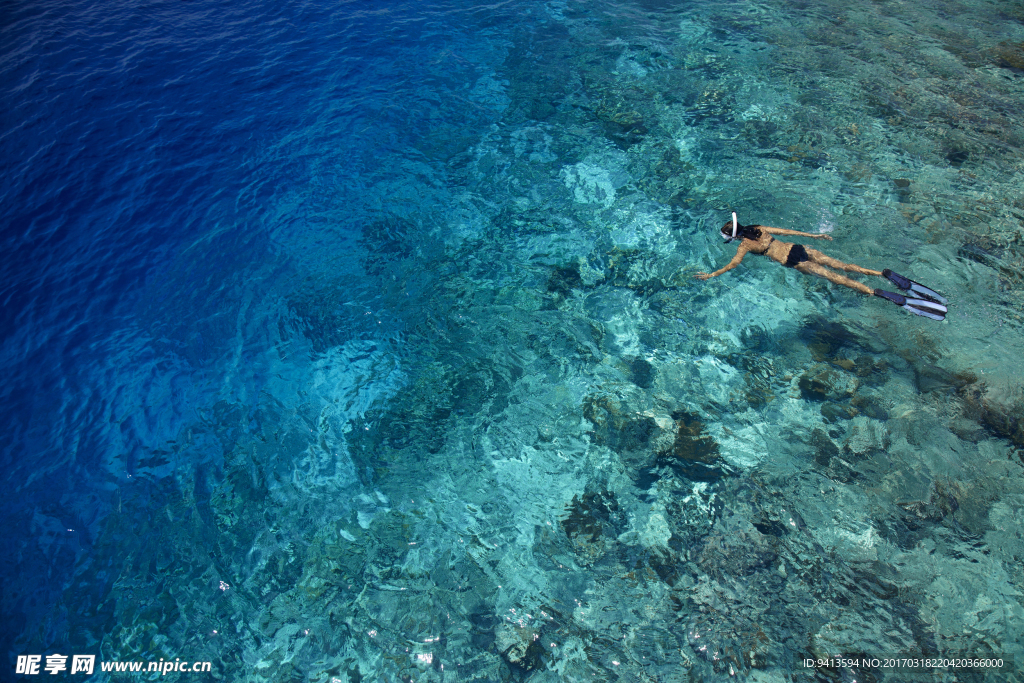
[722,212,738,241]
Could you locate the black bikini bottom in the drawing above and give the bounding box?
[784,244,810,268]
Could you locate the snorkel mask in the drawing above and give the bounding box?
[722,212,738,242]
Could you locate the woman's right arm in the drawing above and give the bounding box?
[761,225,832,240]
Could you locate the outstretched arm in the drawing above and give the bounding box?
[695,244,749,280]
[760,225,833,240]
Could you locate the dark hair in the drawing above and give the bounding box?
[720,220,763,241]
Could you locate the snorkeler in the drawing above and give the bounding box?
[695,213,948,321]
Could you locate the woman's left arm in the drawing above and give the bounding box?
[695,243,750,279]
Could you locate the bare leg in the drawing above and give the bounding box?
[795,261,874,296]
[805,248,882,277]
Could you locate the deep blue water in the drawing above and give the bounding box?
[1,0,498,652]
[4,0,1024,680]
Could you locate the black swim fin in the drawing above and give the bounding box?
[874,289,947,321]
[883,269,947,305]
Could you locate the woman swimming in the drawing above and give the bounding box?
[694,213,948,320]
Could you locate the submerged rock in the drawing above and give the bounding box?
[798,363,858,402]
[696,517,777,578]
[912,362,974,394]
[809,427,840,467]
[851,393,889,420]
[820,401,857,423]
[685,609,774,674]
[546,264,583,297]
[801,317,875,361]
[627,357,656,389]
[852,354,889,387]
[990,40,1024,72]
[595,107,647,149]
[495,621,545,672]
[959,383,1024,450]
[658,410,726,482]
[560,490,621,565]
[582,395,672,464]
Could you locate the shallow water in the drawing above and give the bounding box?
[2,0,1023,680]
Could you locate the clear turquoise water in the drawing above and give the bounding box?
[2,0,1023,680]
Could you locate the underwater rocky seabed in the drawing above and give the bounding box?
[26,0,1024,681]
